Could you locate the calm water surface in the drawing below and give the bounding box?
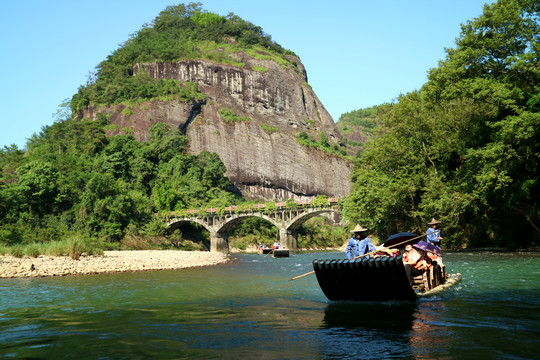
[1,251,539,359]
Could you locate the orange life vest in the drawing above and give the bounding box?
[426,252,444,266]
[405,249,419,262]
[407,249,428,270]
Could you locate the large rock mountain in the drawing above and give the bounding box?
[81,52,352,200]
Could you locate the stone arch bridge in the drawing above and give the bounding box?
[165,199,342,253]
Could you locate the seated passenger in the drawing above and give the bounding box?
[426,250,444,284]
[403,244,428,285]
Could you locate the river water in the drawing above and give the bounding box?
[0,251,539,359]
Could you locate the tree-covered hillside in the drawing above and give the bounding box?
[71,2,297,113]
[336,106,380,156]
[343,0,540,249]
[0,113,240,252]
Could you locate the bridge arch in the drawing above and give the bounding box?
[167,218,213,233]
[286,209,341,231]
[278,209,342,250]
[163,200,343,253]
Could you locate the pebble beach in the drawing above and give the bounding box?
[0,250,231,278]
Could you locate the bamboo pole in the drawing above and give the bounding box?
[290,232,429,281]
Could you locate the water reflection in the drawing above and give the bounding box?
[319,300,458,359]
[322,301,417,332]
[318,302,417,359]
[409,301,453,359]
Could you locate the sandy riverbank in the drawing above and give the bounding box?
[0,250,231,279]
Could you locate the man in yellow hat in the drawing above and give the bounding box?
[345,224,376,260]
[426,218,443,248]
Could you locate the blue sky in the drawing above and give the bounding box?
[0,0,492,149]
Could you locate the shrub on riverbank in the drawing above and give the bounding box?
[297,218,350,249]
[0,236,105,259]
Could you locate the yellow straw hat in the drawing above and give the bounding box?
[350,224,368,233]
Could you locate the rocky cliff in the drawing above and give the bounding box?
[81,53,352,200]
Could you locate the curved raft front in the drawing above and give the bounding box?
[312,255,460,301]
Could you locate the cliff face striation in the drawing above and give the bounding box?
[81,53,352,200]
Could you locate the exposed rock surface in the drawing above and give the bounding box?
[81,54,353,200]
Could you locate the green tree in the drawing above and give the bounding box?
[148,122,190,162]
[345,0,540,249]
[15,161,59,217]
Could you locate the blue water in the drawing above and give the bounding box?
[1,252,539,359]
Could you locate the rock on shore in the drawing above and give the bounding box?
[0,250,230,278]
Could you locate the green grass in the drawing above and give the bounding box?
[260,123,278,133]
[252,65,268,73]
[296,131,352,160]
[121,107,135,116]
[218,107,250,123]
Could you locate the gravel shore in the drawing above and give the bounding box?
[0,250,231,278]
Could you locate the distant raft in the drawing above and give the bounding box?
[312,255,461,301]
[272,249,290,258]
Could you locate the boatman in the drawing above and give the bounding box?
[426,218,443,249]
[345,224,376,260]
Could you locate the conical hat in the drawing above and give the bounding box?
[428,218,440,225]
[350,224,368,233]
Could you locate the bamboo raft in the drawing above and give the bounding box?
[272,249,290,258]
[312,255,461,301]
[260,248,290,257]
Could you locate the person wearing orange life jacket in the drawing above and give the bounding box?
[426,251,443,266]
[403,244,428,285]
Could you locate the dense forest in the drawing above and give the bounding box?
[344,0,539,250]
[0,114,242,253]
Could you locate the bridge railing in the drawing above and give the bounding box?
[162,197,342,220]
